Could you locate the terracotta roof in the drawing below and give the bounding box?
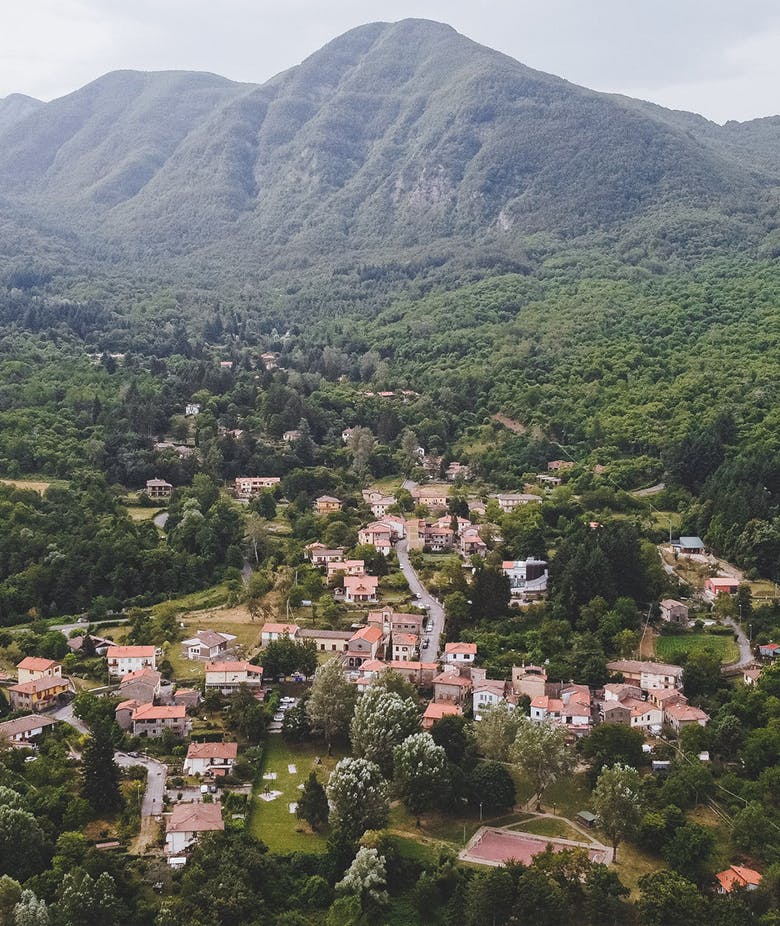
[607,659,683,677]
[343,575,379,590]
[121,667,161,683]
[186,742,238,760]
[107,646,155,658]
[10,676,69,695]
[423,702,462,721]
[350,625,383,644]
[393,633,418,647]
[0,715,58,738]
[166,801,224,834]
[388,660,438,671]
[359,659,386,672]
[444,642,477,655]
[716,866,762,892]
[474,679,506,697]
[261,622,300,635]
[665,703,709,723]
[433,672,473,688]
[116,699,140,711]
[17,657,59,672]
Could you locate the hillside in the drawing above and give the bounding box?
[0,19,778,275]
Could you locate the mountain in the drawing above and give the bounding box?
[0,19,778,274]
[0,93,44,134]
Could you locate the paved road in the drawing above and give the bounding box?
[395,538,445,657]
[115,752,167,816]
[52,702,89,734]
[721,616,754,669]
[153,511,169,529]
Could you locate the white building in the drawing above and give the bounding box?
[443,642,477,665]
[183,742,238,777]
[165,802,224,859]
[106,646,156,678]
[182,630,237,661]
[260,623,300,646]
[204,661,264,695]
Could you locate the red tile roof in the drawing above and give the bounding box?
[716,866,762,892]
[17,657,59,672]
[186,742,238,760]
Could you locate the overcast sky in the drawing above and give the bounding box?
[2,0,779,123]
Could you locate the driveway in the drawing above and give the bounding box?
[52,702,89,735]
[395,539,445,657]
[721,616,754,670]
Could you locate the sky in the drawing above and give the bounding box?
[2,0,779,123]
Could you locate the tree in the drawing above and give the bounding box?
[225,685,267,744]
[584,865,629,926]
[0,875,22,924]
[469,563,510,621]
[243,514,268,565]
[296,771,329,831]
[262,638,317,679]
[0,803,48,884]
[430,712,469,763]
[13,890,49,926]
[467,761,516,810]
[306,658,356,754]
[53,871,125,926]
[393,733,449,824]
[662,823,715,883]
[350,684,420,776]
[444,591,470,638]
[335,847,388,916]
[510,717,575,809]
[81,721,122,814]
[591,764,643,859]
[581,723,644,782]
[637,870,707,926]
[465,866,515,926]
[326,758,389,843]
[682,647,722,698]
[472,703,523,762]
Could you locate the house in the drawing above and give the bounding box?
[536,474,562,487]
[204,662,263,694]
[342,575,379,603]
[260,352,278,370]
[743,666,762,685]
[560,684,592,730]
[502,559,549,602]
[445,462,471,481]
[131,704,190,738]
[385,660,439,687]
[664,702,710,732]
[492,493,540,513]
[235,476,280,497]
[460,527,487,558]
[342,427,355,443]
[716,866,762,894]
[599,700,632,725]
[282,429,302,443]
[118,667,163,705]
[433,668,473,705]
[183,742,238,777]
[67,634,112,655]
[530,695,563,723]
[181,630,237,661]
[165,802,224,859]
[346,626,385,668]
[315,495,342,514]
[422,702,462,730]
[173,688,201,709]
[146,478,173,499]
[443,642,477,665]
[705,577,740,597]
[675,536,706,555]
[759,642,779,659]
[297,628,353,653]
[473,679,511,720]
[606,659,684,690]
[185,403,201,416]
[326,559,365,580]
[107,645,156,678]
[659,599,689,626]
[410,485,450,510]
[261,623,300,646]
[16,657,62,684]
[547,460,575,472]
[357,523,393,555]
[511,665,547,700]
[115,699,141,731]
[380,515,407,540]
[305,543,345,566]
[361,492,396,517]
[367,607,424,636]
[0,714,58,745]
[392,632,418,662]
[9,676,72,712]
[419,522,455,552]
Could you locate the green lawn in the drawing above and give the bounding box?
[655,633,739,664]
[248,736,342,854]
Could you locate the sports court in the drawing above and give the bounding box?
[460,826,613,867]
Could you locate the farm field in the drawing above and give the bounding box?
[655,632,739,664]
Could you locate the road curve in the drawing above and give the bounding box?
[115,752,168,816]
[721,616,754,670]
[395,538,445,658]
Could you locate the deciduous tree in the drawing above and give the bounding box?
[306,658,356,754]
[326,758,388,843]
[591,764,643,859]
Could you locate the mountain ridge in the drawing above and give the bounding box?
[0,18,777,275]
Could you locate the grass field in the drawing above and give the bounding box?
[0,477,62,494]
[166,601,262,682]
[655,633,739,664]
[248,737,342,853]
[125,507,159,522]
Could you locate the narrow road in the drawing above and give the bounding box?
[395,538,445,657]
[115,752,168,816]
[153,511,169,529]
[721,616,753,669]
[52,702,89,734]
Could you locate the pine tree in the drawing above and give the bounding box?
[81,722,122,813]
[296,771,329,831]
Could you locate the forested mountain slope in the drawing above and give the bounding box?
[0,19,778,272]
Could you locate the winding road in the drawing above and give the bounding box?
[395,538,445,657]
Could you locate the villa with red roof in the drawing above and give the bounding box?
[443,642,477,665]
[422,702,462,729]
[261,623,300,646]
[392,632,419,662]
[16,657,62,684]
[716,866,762,894]
[346,625,385,668]
[433,669,473,705]
[107,645,156,678]
[204,661,263,694]
[342,575,379,603]
[183,742,238,776]
[357,522,393,555]
[131,703,190,738]
[166,802,224,859]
